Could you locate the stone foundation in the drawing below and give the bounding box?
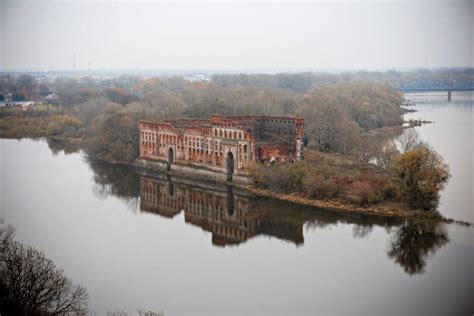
[133,158,253,186]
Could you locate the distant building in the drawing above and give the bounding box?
[37,87,53,101]
[45,93,59,104]
[185,74,211,82]
[139,115,305,177]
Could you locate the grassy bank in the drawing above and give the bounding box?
[0,113,82,138]
[242,186,442,220]
[246,147,457,222]
[247,149,419,219]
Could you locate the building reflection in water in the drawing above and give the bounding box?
[139,174,450,275]
[140,175,305,246]
[79,150,450,275]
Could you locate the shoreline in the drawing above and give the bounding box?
[239,186,440,220]
[1,134,472,226]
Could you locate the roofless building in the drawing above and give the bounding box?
[138,115,304,180]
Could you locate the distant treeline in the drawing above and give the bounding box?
[0,68,468,163]
[1,68,473,101]
[0,72,406,162]
[0,70,454,212]
[212,68,474,92]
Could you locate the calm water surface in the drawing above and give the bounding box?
[404,92,473,223]
[1,95,473,315]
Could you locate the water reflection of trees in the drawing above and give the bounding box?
[388,221,449,275]
[87,158,140,209]
[46,138,81,156]
[71,149,450,276]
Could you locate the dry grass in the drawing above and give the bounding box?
[0,114,80,138]
[304,148,384,177]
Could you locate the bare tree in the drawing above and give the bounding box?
[301,101,361,154]
[375,141,400,170]
[395,128,424,153]
[0,222,15,256]
[359,137,381,163]
[0,224,88,315]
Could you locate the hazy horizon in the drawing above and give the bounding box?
[1,0,472,72]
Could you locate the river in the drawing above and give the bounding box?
[0,95,473,315]
[404,92,473,223]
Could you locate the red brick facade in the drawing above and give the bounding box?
[139,115,304,175]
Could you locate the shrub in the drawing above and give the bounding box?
[303,173,341,199]
[87,111,139,163]
[348,173,390,205]
[46,114,81,137]
[390,146,450,211]
[249,161,308,194]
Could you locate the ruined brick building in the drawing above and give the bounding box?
[139,115,304,178]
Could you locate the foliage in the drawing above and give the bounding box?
[301,81,403,129]
[45,114,81,137]
[347,173,390,205]
[105,87,139,105]
[87,107,139,163]
[390,146,450,211]
[251,150,391,207]
[212,68,474,91]
[249,140,452,210]
[0,71,454,170]
[250,161,309,193]
[300,101,361,154]
[0,116,50,138]
[303,173,342,199]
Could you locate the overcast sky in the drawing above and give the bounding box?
[0,0,472,72]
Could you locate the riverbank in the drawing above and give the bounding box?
[2,132,471,225]
[1,113,469,225]
[240,186,472,226]
[132,149,466,224]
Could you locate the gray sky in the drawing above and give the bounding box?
[0,0,472,71]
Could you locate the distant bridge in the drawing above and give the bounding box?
[397,80,474,101]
